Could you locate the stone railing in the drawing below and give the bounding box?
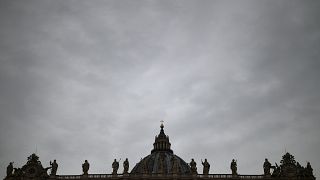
[57,174,265,180]
[57,175,81,179]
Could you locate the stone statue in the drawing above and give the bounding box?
[82,160,90,175]
[230,159,237,175]
[50,160,58,176]
[306,162,313,176]
[296,162,304,175]
[6,162,13,177]
[44,166,52,176]
[13,168,23,177]
[202,159,210,175]
[112,159,119,175]
[271,163,280,177]
[171,157,179,174]
[263,158,271,175]
[190,159,197,175]
[123,158,129,174]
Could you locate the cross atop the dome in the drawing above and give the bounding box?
[160,120,164,129]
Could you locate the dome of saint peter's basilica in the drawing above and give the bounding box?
[130,123,191,175]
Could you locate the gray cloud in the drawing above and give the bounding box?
[0,0,320,178]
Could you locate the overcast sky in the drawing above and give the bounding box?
[0,0,320,178]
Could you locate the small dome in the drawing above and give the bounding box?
[130,123,191,175]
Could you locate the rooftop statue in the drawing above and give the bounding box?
[230,159,237,175]
[296,162,305,175]
[271,162,280,177]
[82,160,89,175]
[13,168,23,177]
[50,160,58,176]
[6,162,13,177]
[190,159,197,175]
[201,159,210,175]
[263,158,271,176]
[306,162,314,177]
[112,159,119,175]
[123,158,129,174]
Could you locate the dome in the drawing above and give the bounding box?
[130,152,191,175]
[130,123,191,175]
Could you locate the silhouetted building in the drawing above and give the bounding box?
[4,123,315,180]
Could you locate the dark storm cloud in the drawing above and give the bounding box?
[1,0,320,178]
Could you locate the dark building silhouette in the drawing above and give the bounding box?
[4,123,315,180]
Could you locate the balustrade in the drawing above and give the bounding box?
[57,174,266,180]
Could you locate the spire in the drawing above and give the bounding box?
[151,121,173,154]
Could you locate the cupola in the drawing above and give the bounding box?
[151,122,173,153]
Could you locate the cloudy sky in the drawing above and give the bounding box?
[1,0,320,178]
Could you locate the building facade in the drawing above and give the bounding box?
[4,124,315,180]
